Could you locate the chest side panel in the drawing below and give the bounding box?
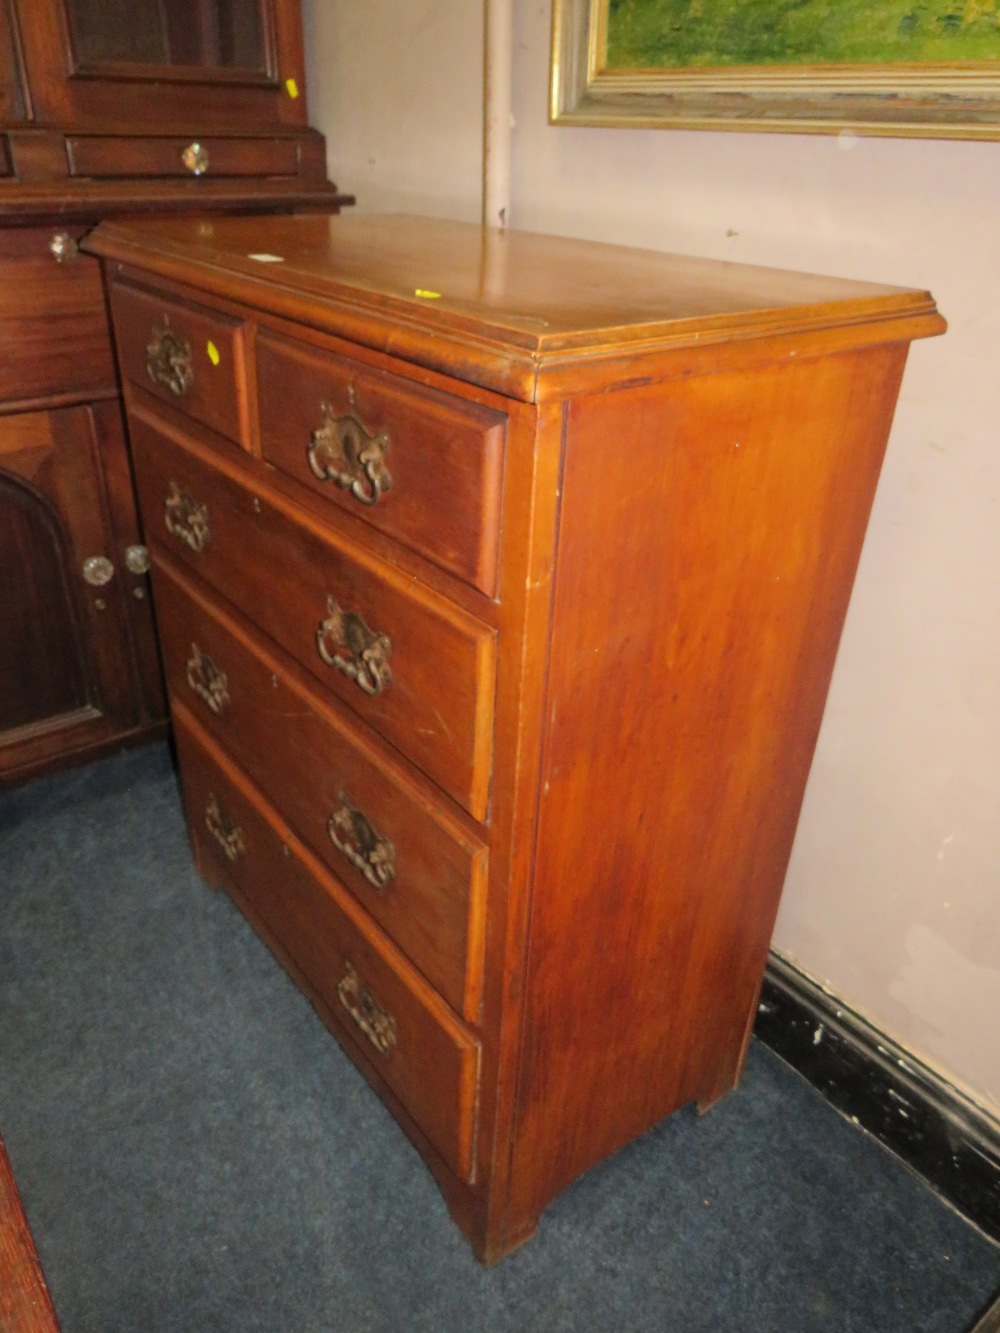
[506,340,911,1228]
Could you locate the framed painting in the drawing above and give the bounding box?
[550,0,1000,138]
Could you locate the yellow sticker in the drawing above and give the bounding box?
[285,77,299,99]
[415,289,441,300]
[206,340,220,367]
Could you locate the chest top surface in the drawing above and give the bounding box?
[85,213,944,402]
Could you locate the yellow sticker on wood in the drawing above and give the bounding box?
[206,341,220,367]
[285,77,299,99]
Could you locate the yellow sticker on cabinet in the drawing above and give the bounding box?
[415,289,441,300]
[285,77,299,99]
[206,341,220,367]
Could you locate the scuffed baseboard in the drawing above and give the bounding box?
[754,952,1000,1246]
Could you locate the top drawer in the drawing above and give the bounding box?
[0,227,116,404]
[110,281,250,449]
[256,332,505,597]
[68,136,299,180]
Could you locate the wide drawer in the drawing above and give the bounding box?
[0,227,116,403]
[155,553,487,1019]
[67,136,299,179]
[130,411,496,819]
[111,281,250,449]
[256,331,505,596]
[174,708,481,1184]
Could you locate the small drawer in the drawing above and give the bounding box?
[0,227,116,403]
[155,554,488,1020]
[67,136,299,179]
[174,708,481,1184]
[257,332,505,596]
[110,281,250,448]
[130,412,496,820]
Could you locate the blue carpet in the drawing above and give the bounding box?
[1,744,998,1332]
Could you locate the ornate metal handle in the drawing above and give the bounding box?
[164,481,210,553]
[204,793,245,862]
[316,596,392,696]
[147,320,194,397]
[186,644,230,716]
[337,962,397,1055]
[307,400,392,507]
[328,794,395,890]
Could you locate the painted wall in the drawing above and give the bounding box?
[302,1,1000,1114]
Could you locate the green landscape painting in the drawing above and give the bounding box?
[604,0,1000,67]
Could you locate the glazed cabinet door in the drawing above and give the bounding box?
[11,0,308,131]
[0,0,25,124]
[0,402,164,786]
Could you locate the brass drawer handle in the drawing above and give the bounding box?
[337,961,397,1055]
[308,400,392,507]
[186,643,230,715]
[164,481,210,553]
[147,319,194,397]
[316,596,392,696]
[328,793,396,891]
[204,793,245,862]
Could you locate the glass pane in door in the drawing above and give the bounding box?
[65,0,264,71]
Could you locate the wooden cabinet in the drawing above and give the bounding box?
[87,212,944,1261]
[0,0,349,787]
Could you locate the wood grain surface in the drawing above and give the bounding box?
[0,1135,59,1332]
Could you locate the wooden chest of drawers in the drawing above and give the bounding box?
[86,213,944,1262]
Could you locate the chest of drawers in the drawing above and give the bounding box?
[87,213,944,1262]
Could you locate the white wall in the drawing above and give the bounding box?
[303,1,1000,1115]
[302,0,483,220]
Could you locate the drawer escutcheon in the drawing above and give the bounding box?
[204,793,245,862]
[337,961,397,1056]
[165,481,210,553]
[307,399,392,507]
[185,643,230,715]
[147,319,195,397]
[316,595,392,696]
[328,793,396,891]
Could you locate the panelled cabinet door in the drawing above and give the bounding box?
[11,0,308,131]
[0,403,163,785]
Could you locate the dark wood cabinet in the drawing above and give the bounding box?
[0,0,349,788]
[89,212,943,1260]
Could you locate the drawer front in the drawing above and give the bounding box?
[257,331,505,596]
[68,136,299,179]
[0,227,116,403]
[110,281,250,448]
[174,708,481,1184]
[155,554,487,1019]
[131,412,496,819]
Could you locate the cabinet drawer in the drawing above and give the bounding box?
[155,554,487,1020]
[256,332,505,596]
[174,708,481,1184]
[68,136,300,180]
[0,227,116,403]
[131,412,496,819]
[110,281,250,448]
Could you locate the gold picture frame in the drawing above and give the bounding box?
[550,0,1000,139]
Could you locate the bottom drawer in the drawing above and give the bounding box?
[173,705,481,1184]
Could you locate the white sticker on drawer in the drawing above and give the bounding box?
[248,253,285,263]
